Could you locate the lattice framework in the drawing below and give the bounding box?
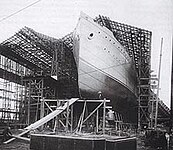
[94,15,152,127]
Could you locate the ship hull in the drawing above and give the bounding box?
[73,13,137,123]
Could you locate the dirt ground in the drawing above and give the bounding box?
[0,141,29,150]
[136,137,157,150]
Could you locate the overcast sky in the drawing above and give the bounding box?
[0,0,172,107]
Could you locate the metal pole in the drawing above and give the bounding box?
[137,45,141,131]
[154,38,163,129]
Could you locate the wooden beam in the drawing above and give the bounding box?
[77,99,110,103]
[79,100,87,132]
[96,109,99,133]
[103,98,106,135]
[12,135,30,142]
[42,99,110,103]
[4,129,30,144]
[25,98,79,130]
[65,101,70,132]
[83,102,103,124]
[71,105,73,132]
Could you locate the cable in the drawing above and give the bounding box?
[0,0,42,23]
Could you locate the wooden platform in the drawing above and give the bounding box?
[30,134,136,150]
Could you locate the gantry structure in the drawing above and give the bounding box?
[0,15,169,128]
[0,27,78,125]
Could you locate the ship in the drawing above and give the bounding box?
[0,12,139,124]
[72,12,138,123]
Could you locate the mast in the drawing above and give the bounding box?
[169,33,173,150]
[170,35,173,133]
[154,38,163,129]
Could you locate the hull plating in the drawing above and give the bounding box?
[74,13,137,122]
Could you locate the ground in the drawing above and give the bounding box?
[137,136,157,150]
[0,141,29,150]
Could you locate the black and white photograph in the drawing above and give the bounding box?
[0,0,172,149]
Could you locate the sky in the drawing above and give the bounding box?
[0,0,172,107]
